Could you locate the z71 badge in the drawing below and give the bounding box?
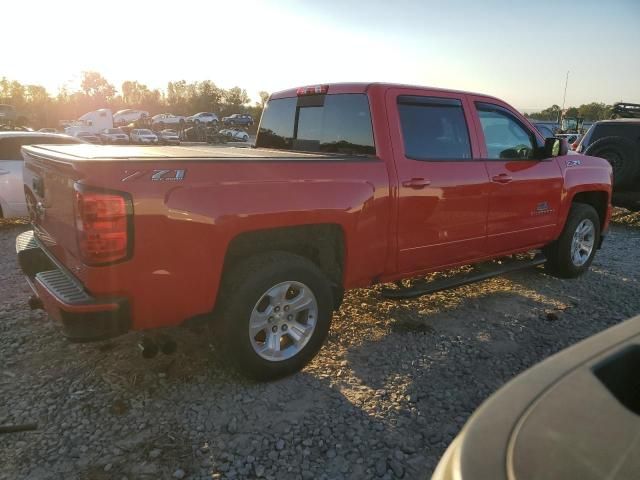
[566,159,582,167]
[121,169,186,182]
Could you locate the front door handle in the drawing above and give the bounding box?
[491,173,513,184]
[402,178,431,189]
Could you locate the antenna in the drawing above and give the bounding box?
[561,71,570,111]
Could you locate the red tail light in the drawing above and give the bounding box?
[296,85,329,96]
[75,188,131,265]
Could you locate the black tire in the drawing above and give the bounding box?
[217,252,334,380]
[585,136,640,189]
[543,203,600,278]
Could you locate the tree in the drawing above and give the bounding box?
[577,102,611,121]
[80,71,116,103]
[258,91,270,109]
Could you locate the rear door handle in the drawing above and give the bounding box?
[402,178,431,189]
[491,173,513,184]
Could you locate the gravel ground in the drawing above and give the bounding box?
[1,212,639,480]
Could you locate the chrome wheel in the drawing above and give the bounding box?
[249,281,318,362]
[570,219,595,267]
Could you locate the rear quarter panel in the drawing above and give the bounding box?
[69,159,390,330]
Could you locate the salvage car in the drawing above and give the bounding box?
[113,109,148,126]
[99,128,129,145]
[0,132,82,218]
[75,131,101,144]
[222,113,254,126]
[16,83,612,380]
[186,112,218,124]
[157,129,180,145]
[129,128,158,144]
[151,113,185,127]
[219,128,250,142]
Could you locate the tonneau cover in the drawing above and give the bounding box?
[22,144,363,162]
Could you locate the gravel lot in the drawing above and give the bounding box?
[1,211,639,480]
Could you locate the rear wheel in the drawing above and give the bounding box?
[217,252,333,380]
[543,203,600,278]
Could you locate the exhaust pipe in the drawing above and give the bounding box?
[28,295,43,310]
[137,334,177,358]
[137,336,159,359]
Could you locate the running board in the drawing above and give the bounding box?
[380,254,547,300]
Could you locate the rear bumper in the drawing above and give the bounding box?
[16,230,130,341]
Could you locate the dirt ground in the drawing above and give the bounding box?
[1,210,639,480]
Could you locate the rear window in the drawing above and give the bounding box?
[0,136,81,160]
[256,94,375,155]
[397,96,471,160]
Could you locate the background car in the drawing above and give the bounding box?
[533,122,556,138]
[99,128,129,144]
[0,132,83,218]
[151,113,185,127]
[187,112,219,124]
[157,129,180,145]
[219,128,250,142]
[130,129,158,144]
[576,117,640,211]
[38,127,58,133]
[75,131,101,144]
[113,109,148,126]
[222,113,254,126]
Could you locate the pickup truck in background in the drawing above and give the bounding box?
[17,83,612,380]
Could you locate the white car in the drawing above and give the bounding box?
[0,132,83,218]
[186,112,219,124]
[219,128,250,142]
[157,129,180,145]
[113,109,149,126]
[130,129,158,144]
[151,113,185,127]
[99,128,129,144]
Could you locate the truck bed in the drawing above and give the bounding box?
[23,144,370,162]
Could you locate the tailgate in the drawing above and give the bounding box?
[22,146,83,263]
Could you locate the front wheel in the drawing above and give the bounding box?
[217,252,334,380]
[543,203,600,278]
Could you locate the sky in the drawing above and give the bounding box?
[2,0,639,111]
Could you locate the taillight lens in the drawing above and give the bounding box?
[75,189,131,265]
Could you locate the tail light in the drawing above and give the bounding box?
[296,85,329,96]
[75,187,132,265]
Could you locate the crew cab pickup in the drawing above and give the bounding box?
[17,83,612,379]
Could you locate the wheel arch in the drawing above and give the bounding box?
[219,224,346,309]
[570,190,609,230]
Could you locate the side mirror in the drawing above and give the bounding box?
[543,137,569,158]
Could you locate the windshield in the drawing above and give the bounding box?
[138,129,153,135]
[256,94,375,155]
[106,129,121,134]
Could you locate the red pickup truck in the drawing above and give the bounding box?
[17,83,612,379]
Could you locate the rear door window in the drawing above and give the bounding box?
[256,94,375,155]
[397,96,472,160]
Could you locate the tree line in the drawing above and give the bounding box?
[0,71,270,129]
[524,103,614,122]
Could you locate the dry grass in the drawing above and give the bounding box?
[611,207,640,227]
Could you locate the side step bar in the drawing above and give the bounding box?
[381,254,547,300]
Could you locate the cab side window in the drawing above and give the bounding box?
[476,104,536,160]
[397,96,472,160]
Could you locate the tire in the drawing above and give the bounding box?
[217,252,334,380]
[585,136,640,189]
[543,203,600,278]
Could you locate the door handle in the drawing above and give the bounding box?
[491,173,513,184]
[402,178,431,189]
